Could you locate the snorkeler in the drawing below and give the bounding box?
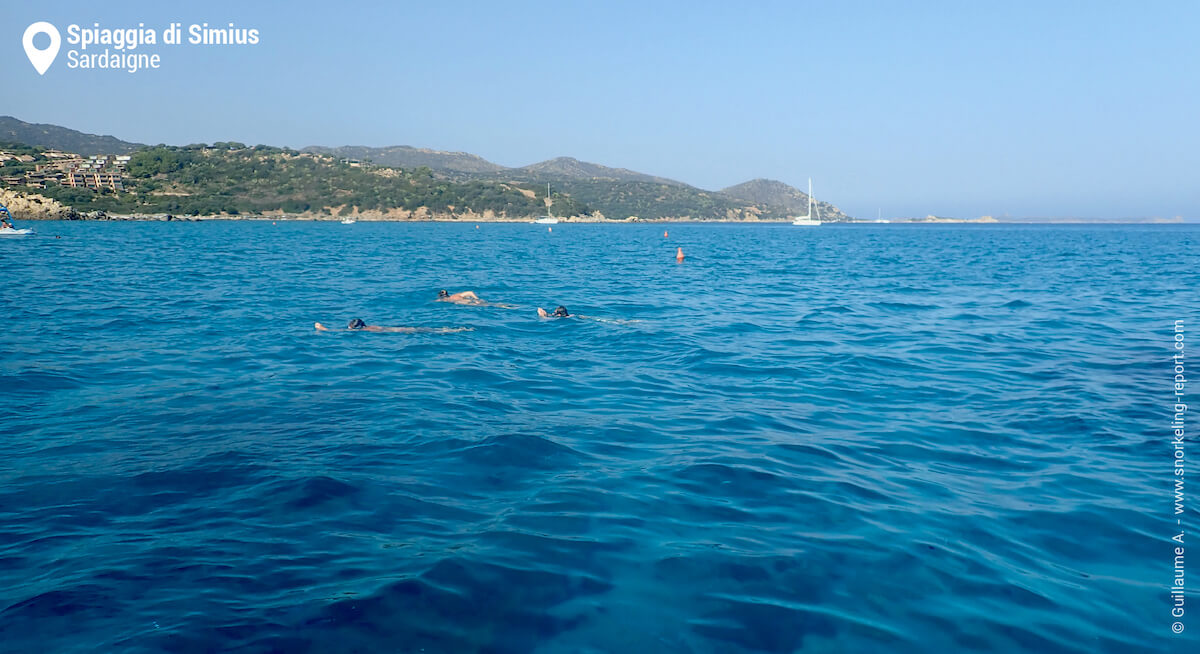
[315,319,471,333]
[437,290,518,309]
[536,305,640,324]
[437,290,483,304]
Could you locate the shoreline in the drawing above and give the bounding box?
[12,214,1190,225]
[14,213,859,224]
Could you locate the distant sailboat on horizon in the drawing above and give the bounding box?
[534,183,559,224]
[792,178,821,226]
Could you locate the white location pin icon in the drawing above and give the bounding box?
[23,22,61,76]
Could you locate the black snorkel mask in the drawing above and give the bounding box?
[438,290,449,299]
[553,306,569,317]
[348,318,366,330]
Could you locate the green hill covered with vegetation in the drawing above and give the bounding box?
[10,144,808,220]
[1,117,859,220]
[5,134,855,221]
[547,179,789,221]
[28,145,560,218]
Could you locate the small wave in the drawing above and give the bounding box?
[866,301,937,312]
[264,475,363,510]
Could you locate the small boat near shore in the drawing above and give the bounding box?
[0,204,34,236]
[340,218,356,225]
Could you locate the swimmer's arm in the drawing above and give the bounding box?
[316,322,379,332]
[537,307,550,318]
[576,315,641,324]
[374,326,473,333]
[452,298,518,309]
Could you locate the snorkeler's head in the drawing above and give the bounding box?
[348,318,367,330]
[553,306,569,317]
[438,290,449,299]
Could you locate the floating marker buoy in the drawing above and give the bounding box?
[476,225,479,229]
[272,221,276,225]
[664,230,669,238]
[548,227,552,232]
[676,247,685,262]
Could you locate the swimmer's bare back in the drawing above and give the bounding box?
[438,291,518,309]
[438,291,481,304]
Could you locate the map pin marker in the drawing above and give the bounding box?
[23,22,61,76]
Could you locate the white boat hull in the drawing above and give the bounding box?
[534,218,559,224]
[0,228,34,236]
[791,219,820,226]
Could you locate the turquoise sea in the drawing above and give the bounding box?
[1,221,1197,653]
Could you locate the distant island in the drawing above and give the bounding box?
[0,116,850,223]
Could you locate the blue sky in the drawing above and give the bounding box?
[3,1,1197,219]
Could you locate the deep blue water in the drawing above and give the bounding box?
[1,221,1197,653]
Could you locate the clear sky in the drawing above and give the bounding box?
[3,1,1197,219]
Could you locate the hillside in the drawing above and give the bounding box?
[0,117,856,221]
[512,157,685,186]
[0,116,143,155]
[302,145,506,174]
[24,145,552,218]
[548,179,788,221]
[5,144,852,221]
[720,178,851,222]
[9,143,815,220]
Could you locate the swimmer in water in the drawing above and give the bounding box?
[437,289,518,309]
[315,318,471,334]
[438,289,481,304]
[537,305,641,324]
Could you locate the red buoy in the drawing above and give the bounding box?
[676,247,685,262]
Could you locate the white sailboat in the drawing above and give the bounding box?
[791,178,821,226]
[533,183,559,224]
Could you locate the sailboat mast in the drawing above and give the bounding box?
[812,179,819,221]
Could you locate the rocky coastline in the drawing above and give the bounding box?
[0,189,843,224]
